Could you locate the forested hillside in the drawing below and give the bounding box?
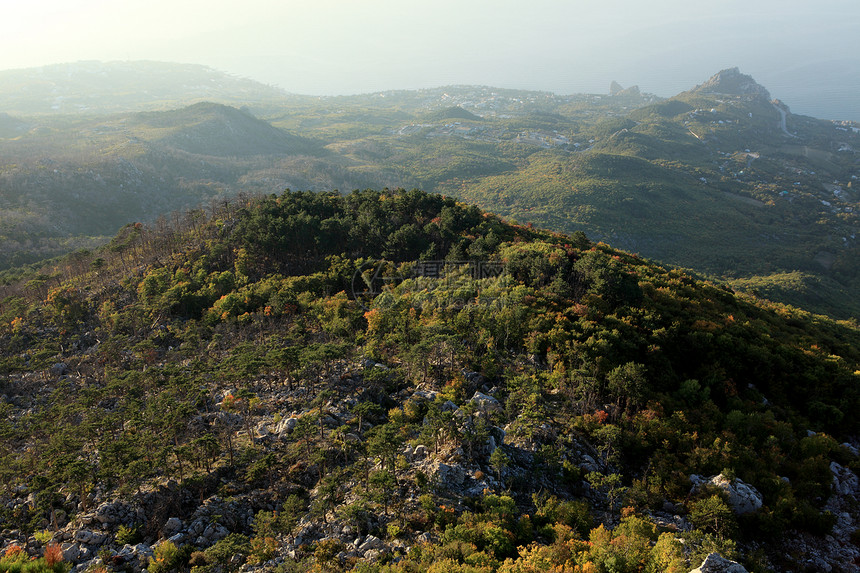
[1,189,858,572]
[1,63,858,319]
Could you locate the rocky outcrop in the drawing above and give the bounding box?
[433,462,466,488]
[469,391,501,413]
[274,416,299,436]
[781,460,860,571]
[689,473,763,515]
[830,461,859,497]
[690,552,748,573]
[693,67,771,100]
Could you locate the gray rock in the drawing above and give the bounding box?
[413,445,429,459]
[470,391,501,412]
[435,462,466,487]
[841,442,860,457]
[94,501,121,524]
[830,461,859,496]
[690,552,748,573]
[73,530,93,544]
[275,417,298,435]
[358,534,383,553]
[89,531,107,545]
[805,556,833,572]
[412,389,439,401]
[463,371,486,385]
[163,517,183,536]
[168,533,185,545]
[441,400,458,412]
[416,532,433,544]
[215,411,242,426]
[50,363,68,376]
[76,546,92,563]
[490,426,506,445]
[202,522,228,542]
[690,473,763,515]
[188,519,205,537]
[133,543,153,559]
[61,542,81,563]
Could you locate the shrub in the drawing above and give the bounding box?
[249,536,278,565]
[43,544,63,568]
[387,523,402,539]
[115,524,141,546]
[204,534,251,567]
[34,531,53,545]
[148,540,182,573]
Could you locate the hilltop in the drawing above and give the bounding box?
[1,189,858,572]
[449,69,860,318]
[690,67,772,99]
[0,102,322,268]
[128,102,314,158]
[1,64,858,320]
[429,106,483,122]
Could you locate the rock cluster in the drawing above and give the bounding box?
[689,552,749,573]
[689,473,763,515]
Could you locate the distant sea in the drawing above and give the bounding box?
[759,60,860,122]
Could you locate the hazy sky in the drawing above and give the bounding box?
[3,0,859,118]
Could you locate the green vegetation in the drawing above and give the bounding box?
[1,189,858,571]
[2,65,858,320]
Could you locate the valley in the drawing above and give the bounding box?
[0,61,859,572]
[1,63,858,318]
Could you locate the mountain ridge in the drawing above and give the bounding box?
[0,188,858,572]
[0,60,294,115]
[1,64,858,320]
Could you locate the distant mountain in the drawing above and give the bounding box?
[0,102,321,268]
[690,67,772,99]
[129,102,314,157]
[1,67,858,319]
[0,60,295,115]
[447,69,860,317]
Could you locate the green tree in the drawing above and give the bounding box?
[489,448,510,490]
[690,494,736,539]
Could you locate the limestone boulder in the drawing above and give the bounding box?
[690,552,748,573]
[690,473,762,515]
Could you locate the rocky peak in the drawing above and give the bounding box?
[694,67,771,100]
[609,81,641,98]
